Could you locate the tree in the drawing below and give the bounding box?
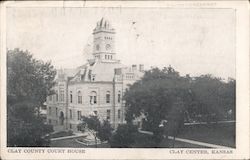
[109,123,138,147]
[191,75,236,122]
[78,115,113,147]
[124,66,192,145]
[7,48,56,146]
[97,120,113,142]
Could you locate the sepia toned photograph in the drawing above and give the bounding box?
[1,1,249,160]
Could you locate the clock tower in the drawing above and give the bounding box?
[93,18,116,62]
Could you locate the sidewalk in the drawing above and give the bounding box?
[138,130,233,149]
[50,132,86,141]
[184,120,235,126]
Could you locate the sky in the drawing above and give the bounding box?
[7,7,236,79]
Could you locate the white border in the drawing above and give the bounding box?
[1,1,249,159]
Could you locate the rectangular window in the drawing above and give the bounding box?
[78,96,82,104]
[118,109,121,119]
[59,90,64,102]
[48,107,52,115]
[55,107,58,116]
[94,96,97,104]
[106,94,110,103]
[49,95,53,101]
[69,124,72,129]
[90,96,93,104]
[92,75,95,81]
[90,96,97,104]
[69,109,72,119]
[107,110,111,120]
[118,93,121,103]
[56,91,58,102]
[77,111,81,120]
[70,92,73,103]
[59,85,65,102]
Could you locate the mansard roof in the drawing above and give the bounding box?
[69,59,125,83]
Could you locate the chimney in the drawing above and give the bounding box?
[132,65,137,71]
[114,68,122,75]
[139,64,144,72]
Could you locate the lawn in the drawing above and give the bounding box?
[177,122,235,148]
[50,122,235,148]
[132,132,206,148]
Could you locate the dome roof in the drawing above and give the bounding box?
[95,17,113,30]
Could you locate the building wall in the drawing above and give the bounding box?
[67,81,124,131]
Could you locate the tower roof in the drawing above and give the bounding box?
[94,17,114,31]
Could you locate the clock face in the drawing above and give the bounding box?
[106,44,111,50]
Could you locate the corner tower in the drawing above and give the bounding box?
[93,18,116,62]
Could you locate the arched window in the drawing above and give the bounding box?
[55,91,58,102]
[106,91,111,103]
[90,91,97,105]
[118,91,121,103]
[70,91,73,103]
[77,91,82,104]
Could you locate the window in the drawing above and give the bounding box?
[49,95,52,101]
[70,91,73,103]
[77,111,81,120]
[107,110,111,120]
[92,75,95,81]
[90,91,97,105]
[59,89,64,102]
[69,109,72,119]
[77,91,82,104]
[106,91,111,103]
[69,124,72,129]
[105,55,107,59]
[118,91,121,103]
[118,109,121,119]
[48,119,51,124]
[48,107,52,115]
[94,111,98,115]
[55,107,58,117]
[55,91,58,102]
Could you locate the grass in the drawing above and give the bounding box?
[177,122,235,147]
[50,122,235,148]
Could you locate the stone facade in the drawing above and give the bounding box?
[46,18,144,132]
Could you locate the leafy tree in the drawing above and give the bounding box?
[97,120,113,142]
[78,115,113,147]
[191,75,236,122]
[7,48,56,146]
[124,66,192,145]
[109,123,138,147]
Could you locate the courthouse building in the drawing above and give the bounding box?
[46,18,144,132]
